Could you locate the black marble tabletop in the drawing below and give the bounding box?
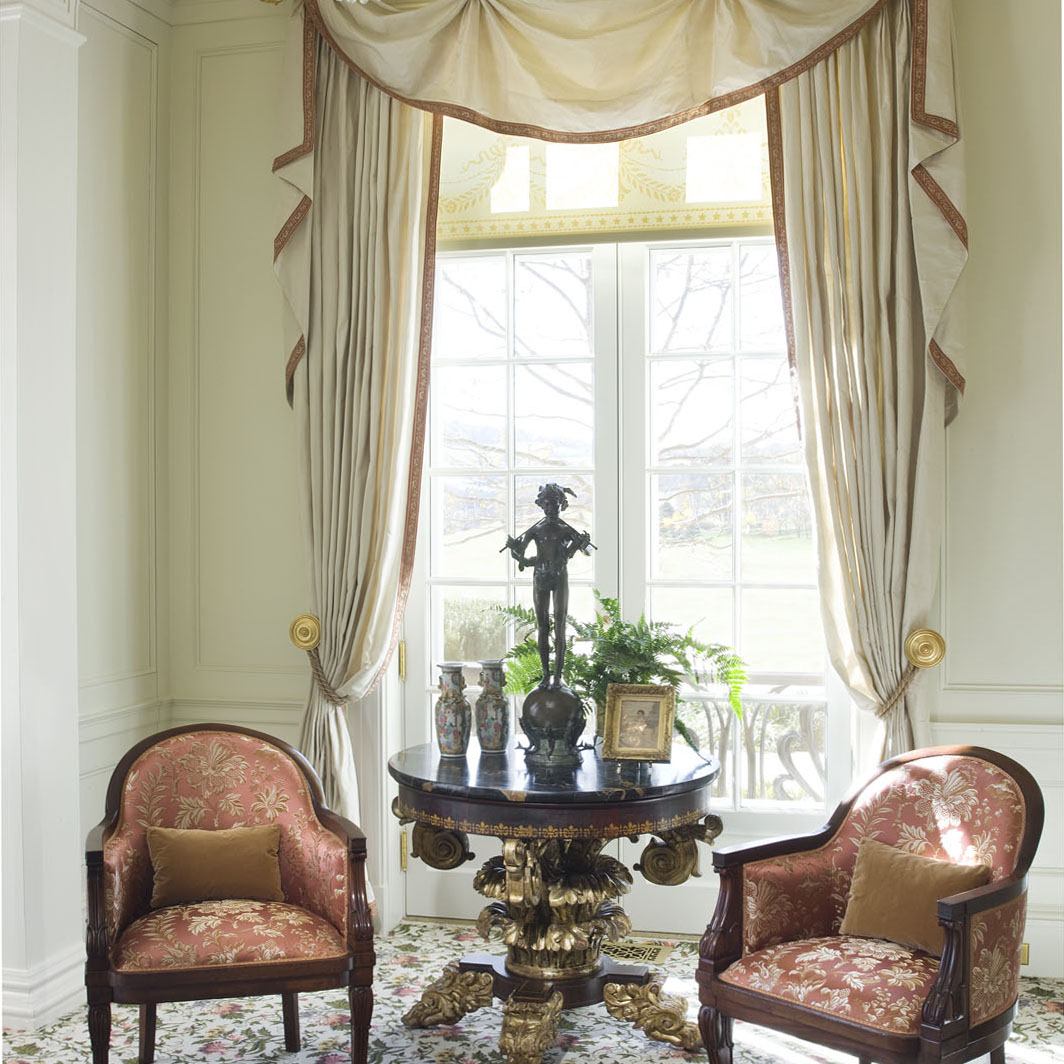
[387,741,720,805]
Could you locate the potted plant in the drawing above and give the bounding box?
[499,592,745,752]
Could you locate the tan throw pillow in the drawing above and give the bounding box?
[147,825,284,909]
[840,837,990,956]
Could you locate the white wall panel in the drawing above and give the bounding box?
[168,17,306,707]
[75,0,171,840]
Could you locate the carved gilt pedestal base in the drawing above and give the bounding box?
[402,827,716,1062]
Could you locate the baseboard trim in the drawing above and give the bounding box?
[2,944,83,1029]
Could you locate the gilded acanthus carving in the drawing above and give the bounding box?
[474,837,632,978]
[635,813,723,886]
[401,962,494,1028]
[603,979,702,1051]
[499,990,563,1064]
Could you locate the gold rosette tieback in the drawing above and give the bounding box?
[875,628,946,719]
[290,613,346,706]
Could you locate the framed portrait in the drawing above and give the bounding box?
[601,683,675,762]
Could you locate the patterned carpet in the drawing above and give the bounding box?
[5,921,1063,1063]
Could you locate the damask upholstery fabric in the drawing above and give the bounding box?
[104,732,348,945]
[112,900,347,972]
[742,755,1026,955]
[970,894,1028,1026]
[720,935,939,1035]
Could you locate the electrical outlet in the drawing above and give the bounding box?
[1020,943,1030,966]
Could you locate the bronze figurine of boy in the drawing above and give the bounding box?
[504,483,594,688]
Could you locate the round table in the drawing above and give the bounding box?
[389,741,721,1063]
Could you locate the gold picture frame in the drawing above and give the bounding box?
[601,683,675,763]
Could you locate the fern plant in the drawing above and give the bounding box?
[497,592,745,752]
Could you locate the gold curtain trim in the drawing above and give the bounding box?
[272,12,318,173]
[274,194,312,262]
[284,337,306,405]
[911,163,968,249]
[929,339,966,395]
[910,0,960,138]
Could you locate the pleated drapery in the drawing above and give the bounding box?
[274,36,438,846]
[270,0,968,827]
[772,0,965,754]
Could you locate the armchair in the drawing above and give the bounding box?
[85,724,374,1064]
[697,745,1043,1064]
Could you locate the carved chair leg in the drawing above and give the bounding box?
[350,985,373,1064]
[138,1003,156,1064]
[88,1002,111,1064]
[698,1005,733,1064]
[281,992,300,1052]
[990,1049,1006,1064]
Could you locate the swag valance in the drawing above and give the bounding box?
[273,0,968,833]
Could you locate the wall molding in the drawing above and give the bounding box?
[1,944,84,1029]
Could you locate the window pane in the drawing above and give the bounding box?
[649,585,734,649]
[514,252,592,357]
[740,357,802,464]
[514,362,594,467]
[652,474,732,581]
[431,364,507,469]
[649,359,733,466]
[514,473,595,581]
[741,473,816,584]
[434,256,507,359]
[738,244,785,350]
[676,698,735,801]
[650,247,733,353]
[431,476,507,581]
[740,588,825,673]
[433,585,509,686]
[738,700,826,807]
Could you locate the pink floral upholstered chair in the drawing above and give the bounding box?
[85,724,374,1064]
[697,745,1043,1064]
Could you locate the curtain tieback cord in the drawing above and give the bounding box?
[876,628,946,719]
[290,613,347,706]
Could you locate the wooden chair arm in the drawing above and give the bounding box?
[921,876,1028,1042]
[712,824,836,870]
[937,875,1026,919]
[85,825,111,974]
[318,808,367,845]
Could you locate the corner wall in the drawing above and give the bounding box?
[937,0,1064,977]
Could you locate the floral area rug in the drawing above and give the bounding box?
[5,921,1063,1063]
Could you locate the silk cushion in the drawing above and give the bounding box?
[147,825,285,908]
[112,899,347,971]
[720,935,940,1034]
[840,837,989,956]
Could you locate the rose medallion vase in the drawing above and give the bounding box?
[435,662,471,758]
[475,659,510,753]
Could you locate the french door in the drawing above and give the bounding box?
[401,236,841,933]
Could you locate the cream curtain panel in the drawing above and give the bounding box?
[274,32,438,837]
[271,0,967,821]
[772,0,965,755]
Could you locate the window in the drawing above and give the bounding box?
[404,237,849,817]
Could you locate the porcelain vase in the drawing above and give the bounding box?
[475,659,510,752]
[434,662,471,758]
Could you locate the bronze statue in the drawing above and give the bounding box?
[504,483,594,687]
[503,483,595,767]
